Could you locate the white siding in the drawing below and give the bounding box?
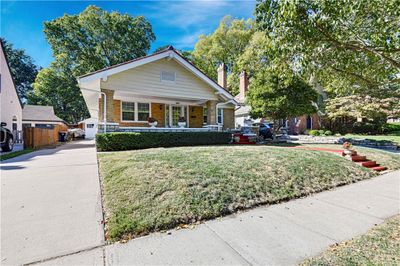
[101,58,218,100]
[0,45,22,132]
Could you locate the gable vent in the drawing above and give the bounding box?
[161,71,176,82]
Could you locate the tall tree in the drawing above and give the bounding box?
[246,69,318,138]
[255,0,400,97]
[1,38,39,101]
[192,16,254,95]
[30,5,156,123]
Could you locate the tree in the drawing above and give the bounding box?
[29,63,88,123]
[1,38,38,101]
[255,0,400,97]
[31,5,156,123]
[192,16,254,95]
[325,95,400,133]
[246,70,318,138]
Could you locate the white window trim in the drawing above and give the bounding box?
[217,108,224,125]
[165,104,190,127]
[121,101,152,122]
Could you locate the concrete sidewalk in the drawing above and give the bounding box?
[1,140,104,265]
[42,170,399,266]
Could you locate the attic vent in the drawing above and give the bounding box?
[161,71,176,82]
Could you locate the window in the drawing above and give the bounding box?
[36,124,54,129]
[203,107,208,124]
[87,124,94,128]
[217,108,223,124]
[121,101,151,121]
[161,71,176,82]
[137,103,150,121]
[122,102,135,121]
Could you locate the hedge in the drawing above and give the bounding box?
[96,132,232,151]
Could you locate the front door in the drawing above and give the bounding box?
[165,105,188,127]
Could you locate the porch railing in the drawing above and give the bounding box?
[98,123,223,133]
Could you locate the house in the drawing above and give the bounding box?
[77,46,237,133]
[22,105,68,129]
[234,71,321,134]
[0,41,23,142]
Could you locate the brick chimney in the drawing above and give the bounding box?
[239,71,249,100]
[217,63,227,89]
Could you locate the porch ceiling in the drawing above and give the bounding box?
[113,91,209,106]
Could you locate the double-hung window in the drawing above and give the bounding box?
[137,103,150,121]
[122,102,135,121]
[217,108,223,125]
[121,101,150,121]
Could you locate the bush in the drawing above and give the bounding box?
[382,123,400,134]
[318,130,326,135]
[308,130,320,136]
[96,132,232,151]
[324,130,333,136]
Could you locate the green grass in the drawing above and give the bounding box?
[344,134,400,144]
[301,215,400,266]
[98,145,379,242]
[304,144,400,170]
[0,148,34,161]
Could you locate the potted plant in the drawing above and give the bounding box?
[148,117,158,128]
[178,117,186,128]
[342,141,355,157]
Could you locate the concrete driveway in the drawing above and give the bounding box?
[1,140,104,265]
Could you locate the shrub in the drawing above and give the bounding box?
[318,129,326,135]
[96,132,232,151]
[324,130,333,136]
[382,123,400,134]
[308,130,320,136]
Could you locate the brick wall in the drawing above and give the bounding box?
[112,100,166,127]
[223,108,235,129]
[189,106,204,128]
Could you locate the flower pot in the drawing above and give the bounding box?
[149,121,158,128]
[178,122,186,128]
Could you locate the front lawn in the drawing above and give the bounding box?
[0,148,34,161]
[301,215,400,266]
[98,145,378,241]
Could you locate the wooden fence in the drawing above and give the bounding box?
[23,124,68,149]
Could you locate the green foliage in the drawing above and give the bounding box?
[255,0,400,98]
[246,71,318,136]
[382,123,400,134]
[324,130,333,136]
[44,5,155,76]
[0,148,34,161]
[30,66,89,123]
[1,38,38,101]
[30,5,156,123]
[308,130,320,136]
[96,132,232,151]
[192,16,254,95]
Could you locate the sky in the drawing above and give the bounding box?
[1,0,256,68]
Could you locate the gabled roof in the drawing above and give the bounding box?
[22,105,66,124]
[77,46,236,102]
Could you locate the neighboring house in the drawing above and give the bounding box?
[234,71,321,134]
[77,46,237,133]
[0,41,23,142]
[22,105,68,129]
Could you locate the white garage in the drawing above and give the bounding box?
[78,118,98,139]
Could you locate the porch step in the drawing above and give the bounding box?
[357,161,378,168]
[371,166,388,171]
[351,155,367,162]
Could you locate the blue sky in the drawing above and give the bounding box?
[1,0,255,68]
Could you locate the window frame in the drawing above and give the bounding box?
[121,101,152,122]
[217,108,224,125]
[160,71,176,83]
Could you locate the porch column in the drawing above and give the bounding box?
[207,100,217,125]
[99,89,115,122]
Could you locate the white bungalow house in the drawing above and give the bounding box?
[77,46,237,133]
[0,41,23,142]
